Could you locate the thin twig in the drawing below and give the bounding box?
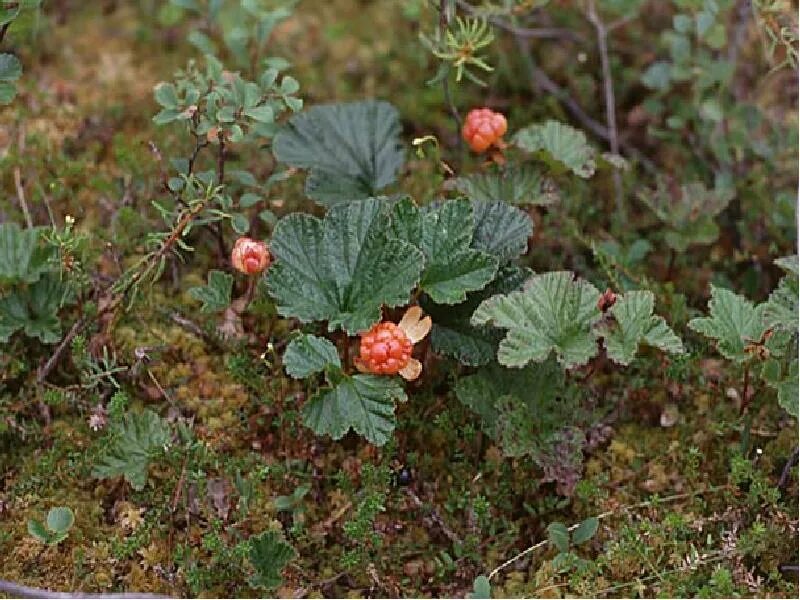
[438,0,462,142]
[778,446,798,489]
[405,488,461,546]
[587,0,624,215]
[454,0,585,43]
[0,580,172,599]
[13,167,33,229]
[37,317,87,384]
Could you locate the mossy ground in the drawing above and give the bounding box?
[0,1,797,598]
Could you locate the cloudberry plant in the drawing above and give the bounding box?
[462,108,507,153]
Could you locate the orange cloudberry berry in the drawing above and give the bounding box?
[462,108,507,153]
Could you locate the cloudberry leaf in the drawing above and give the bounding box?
[763,255,798,335]
[688,285,768,363]
[572,517,599,545]
[0,53,22,82]
[470,199,533,264]
[0,223,53,284]
[547,522,570,553]
[424,265,531,366]
[596,291,684,366]
[267,198,423,335]
[92,410,171,491]
[283,334,341,379]
[468,576,492,600]
[637,178,733,252]
[302,374,406,446]
[472,271,601,369]
[762,358,798,417]
[390,198,497,304]
[188,270,233,313]
[455,164,558,206]
[514,120,596,178]
[272,100,405,207]
[249,530,295,590]
[0,274,68,344]
[455,359,579,460]
[46,506,75,535]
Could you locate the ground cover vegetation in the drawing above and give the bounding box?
[0,0,797,597]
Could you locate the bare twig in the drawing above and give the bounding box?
[587,0,624,215]
[778,445,798,489]
[13,167,33,229]
[0,580,172,599]
[454,0,585,43]
[37,317,88,384]
[438,0,462,142]
[405,488,461,545]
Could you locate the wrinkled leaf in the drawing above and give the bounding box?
[92,410,171,491]
[0,223,52,284]
[188,270,233,313]
[283,334,341,378]
[302,374,406,446]
[425,265,530,366]
[596,291,684,365]
[454,164,558,206]
[514,120,596,178]
[547,522,570,553]
[272,100,405,206]
[266,198,423,335]
[470,200,533,264]
[390,198,497,304]
[472,271,601,369]
[249,530,295,590]
[688,285,767,363]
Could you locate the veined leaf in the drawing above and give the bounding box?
[454,164,558,206]
[514,120,596,178]
[0,223,53,284]
[302,374,406,446]
[763,255,798,335]
[638,178,733,252]
[455,359,567,457]
[92,410,171,491]
[188,270,233,313]
[470,200,533,264]
[390,198,497,304]
[283,334,341,378]
[249,530,295,590]
[596,291,684,365]
[425,265,531,366]
[762,358,798,417]
[0,274,68,344]
[688,285,768,363]
[266,198,423,335]
[272,100,405,206]
[472,271,602,369]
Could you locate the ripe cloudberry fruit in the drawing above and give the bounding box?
[231,237,270,275]
[356,306,432,381]
[359,322,413,375]
[462,108,507,153]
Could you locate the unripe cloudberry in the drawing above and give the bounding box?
[231,237,270,275]
[462,108,507,153]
